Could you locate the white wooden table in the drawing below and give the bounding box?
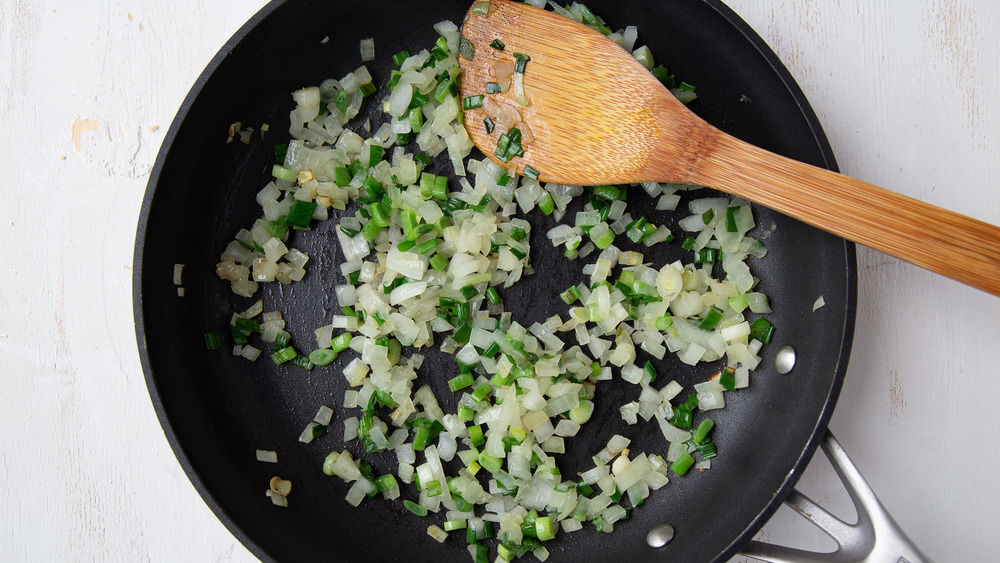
[3,1,998,561]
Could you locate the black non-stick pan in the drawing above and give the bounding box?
[133,0,856,561]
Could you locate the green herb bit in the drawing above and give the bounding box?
[697,306,724,330]
[460,284,479,300]
[403,499,428,516]
[308,348,338,366]
[333,88,350,115]
[286,199,318,228]
[459,34,475,61]
[538,192,554,214]
[272,142,288,164]
[513,52,531,73]
[392,49,410,66]
[702,208,715,225]
[719,366,736,390]
[671,452,696,476]
[291,354,314,371]
[560,286,581,304]
[749,317,775,344]
[271,346,297,365]
[692,418,715,444]
[643,360,658,383]
[204,333,221,351]
[463,94,485,110]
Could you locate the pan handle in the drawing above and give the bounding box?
[737,430,934,563]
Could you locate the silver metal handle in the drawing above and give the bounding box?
[738,430,933,563]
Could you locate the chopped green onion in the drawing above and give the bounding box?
[692,418,715,444]
[643,360,658,383]
[591,185,622,201]
[463,94,484,110]
[729,293,750,313]
[415,238,439,254]
[286,199,318,228]
[473,543,489,563]
[330,333,353,353]
[273,332,290,350]
[560,286,581,304]
[534,516,555,541]
[725,206,739,232]
[513,53,531,73]
[697,306,724,330]
[392,50,410,66]
[694,247,719,264]
[468,424,485,447]
[537,192,554,214]
[749,317,775,344]
[490,39,505,50]
[486,82,502,94]
[429,253,449,272]
[460,285,479,300]
[309,348,338,366]
[408,107,424,133]
[204,333,221,351]
[408,92,430,109]
[482,342,501,358]
[448,371,475,392]
[671,452,695,476]
[471,383,493,403]
[333,88,350,115]
[426,479,442,497]
[696,441,718,459]
[483,117,495,134]
[403,499,428,516]
[271,346,297,365]
[271,164,297,183]
[229,326,248,346]
[477,452,503,473]
[272,142,288,164]
[485,287,501,305]
[719,367,736,390]
[291,354,314,371]
[333,166,352,187]
[457,405,475,421]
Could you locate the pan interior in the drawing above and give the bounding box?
[134,0,855,561]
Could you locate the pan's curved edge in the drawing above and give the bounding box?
[131,1,286,561]
[702,0,859,559]
[132,0,859,560]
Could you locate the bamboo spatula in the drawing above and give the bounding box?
[457,0,1000,296]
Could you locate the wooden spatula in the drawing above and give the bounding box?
[457,0,1000,296]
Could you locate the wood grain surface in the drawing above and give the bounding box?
[1,1,997,561]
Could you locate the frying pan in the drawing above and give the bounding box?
[133,0,857,561]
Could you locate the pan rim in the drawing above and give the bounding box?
[132,1,286,561]
[132,0,858,561]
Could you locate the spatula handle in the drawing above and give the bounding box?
[700,135,1000,296]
